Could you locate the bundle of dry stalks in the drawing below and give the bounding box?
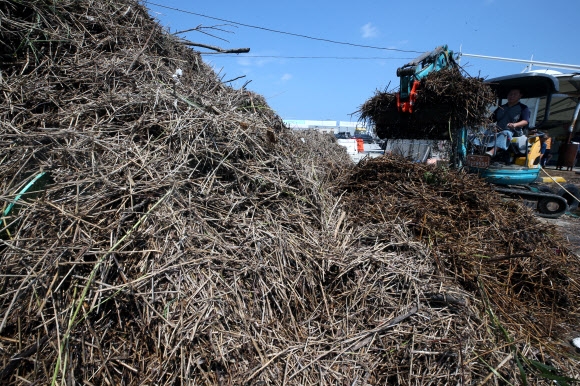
[358,68,495,140]
[1,0,579,385]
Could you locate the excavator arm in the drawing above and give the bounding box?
[396,45,457,113]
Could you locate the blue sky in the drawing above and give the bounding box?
[145,0,580,124]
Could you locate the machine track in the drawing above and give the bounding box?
[495,187,569,219]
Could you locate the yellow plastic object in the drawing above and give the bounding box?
[541,176,566,183]
[510,136,542,167]
[526,137,542,168]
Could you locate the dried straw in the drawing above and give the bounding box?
[357,68,495,139]
[1,0,579,385]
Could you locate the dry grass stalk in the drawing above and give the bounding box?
[0,0,579,385]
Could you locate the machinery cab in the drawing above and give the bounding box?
[486,72,559,128]
[550,73,580,143]
[536,73,580,170]
[465,72,559,184]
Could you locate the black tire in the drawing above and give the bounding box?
[537,196,568,218]
[537,185,554,194]
[557,184,580,211]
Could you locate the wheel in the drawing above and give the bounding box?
[537,196,568,218]
[557,184,580,211]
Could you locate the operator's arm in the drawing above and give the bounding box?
[506,104,530,130]
[506,120,528,130]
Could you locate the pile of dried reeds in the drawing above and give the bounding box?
[1,0,579,385]
[339,156,580,383]
[358,68,495,139]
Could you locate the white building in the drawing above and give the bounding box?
[283,119,372,136]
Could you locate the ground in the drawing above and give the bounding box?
[537,166,580,256]
[541,214,580,255]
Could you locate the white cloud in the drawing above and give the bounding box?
[237,56,275,67]
[361,22,378,38]
[280,73,292,82]
[235,51,285,67]
[384,40,409,51]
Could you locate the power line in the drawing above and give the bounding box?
[201,54,416,60]
[144,1,424,54]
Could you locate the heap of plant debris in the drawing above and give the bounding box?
[358,68,495,139]
[338,156,580,384]
[1,0,579,385]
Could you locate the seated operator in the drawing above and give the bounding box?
[475,88,530,158]
[492,88,530,137]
